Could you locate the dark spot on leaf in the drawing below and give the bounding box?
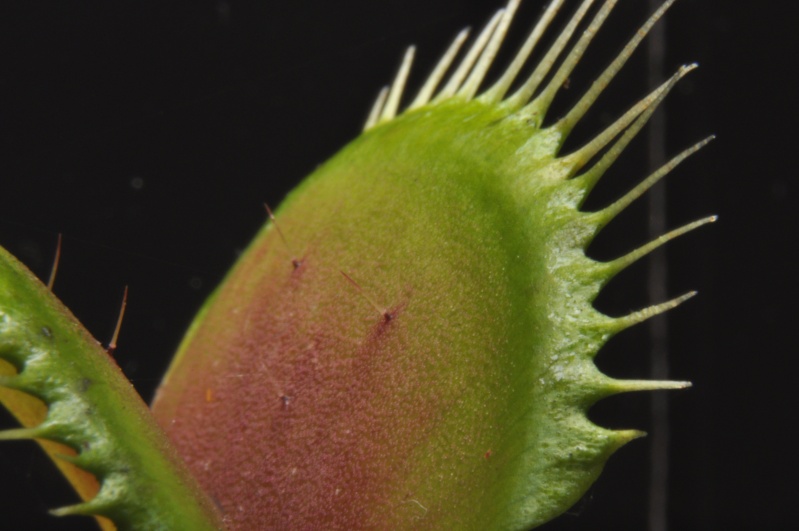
[211,495,225,513]
[78,378,92,393]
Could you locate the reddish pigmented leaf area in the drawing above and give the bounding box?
[152,140,517,528]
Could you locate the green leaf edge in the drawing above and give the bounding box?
[0,245,225,530]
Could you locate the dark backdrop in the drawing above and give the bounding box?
[0,1,792,529]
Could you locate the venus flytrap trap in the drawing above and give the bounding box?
[0,1,712,529]
[0,250,226,530]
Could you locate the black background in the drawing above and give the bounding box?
[0,1,793,529]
